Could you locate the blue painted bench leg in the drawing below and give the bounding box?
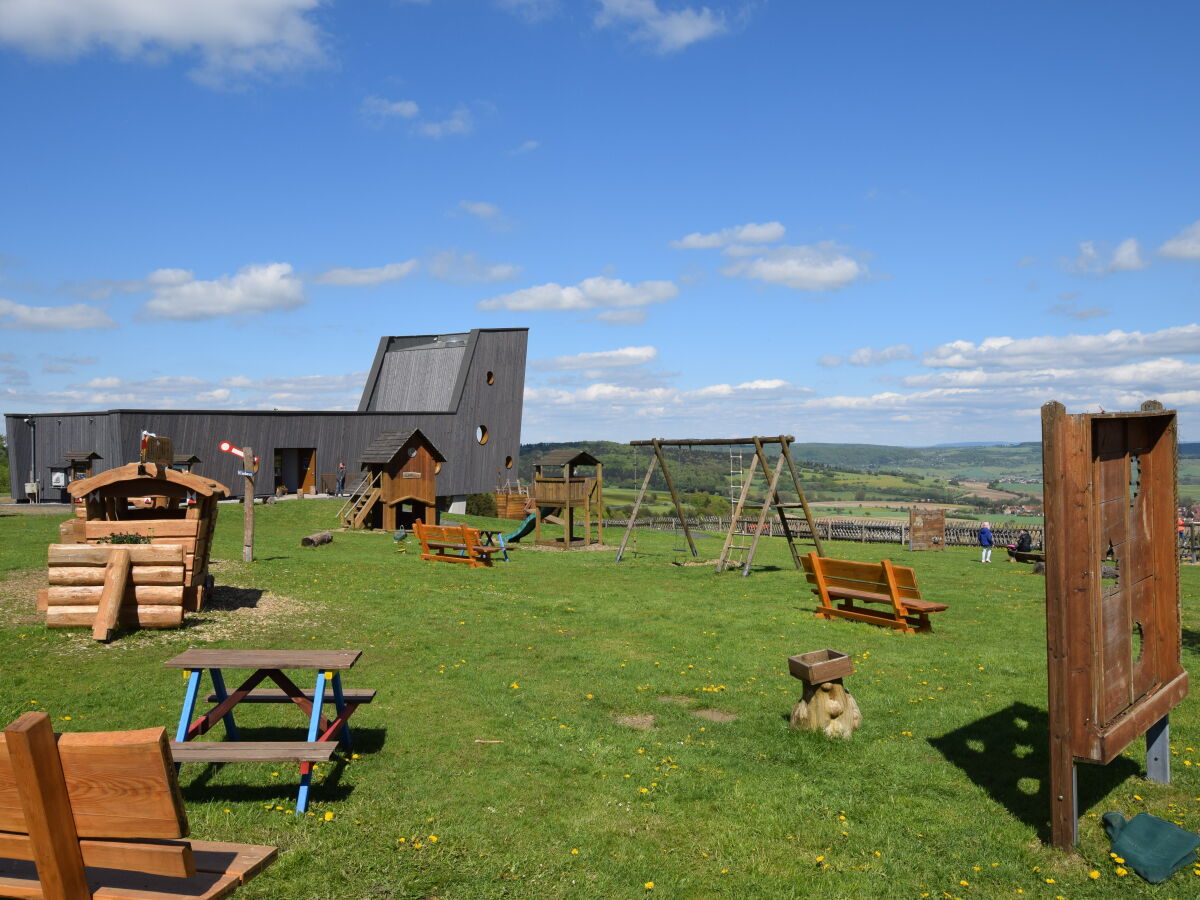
[209,669,240,741]
[174,669,203,773]
[295,669,327,815]
[332,672,352,749]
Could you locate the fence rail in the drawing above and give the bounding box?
[603,515,1043,548]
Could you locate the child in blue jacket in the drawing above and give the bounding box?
[979,521,993,562]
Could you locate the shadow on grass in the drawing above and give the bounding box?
[1180,626,1200,655]
[928,702,1139,841]
[176,726,387,807]
[203,585,265,612]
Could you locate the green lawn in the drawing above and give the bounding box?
[1,501,1198,898]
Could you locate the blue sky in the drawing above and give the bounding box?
[1,0,1198,445]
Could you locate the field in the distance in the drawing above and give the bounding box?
[1,500,1198,898]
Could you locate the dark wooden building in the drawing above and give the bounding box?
[347,429,444,531]
[6,328,527,506]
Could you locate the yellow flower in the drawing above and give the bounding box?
[1044,877,1055,883]
[1113,856,1125,864]
[571,849,579,855]
[510,682,520,689]
[428,835,438,842]
[639,787,649,794]
[644,882,654,890]
[816,856,824,863]
[586,694,594,700]
[324,811,334,821]
[1116,866,1128,876]
[1088,870,1100,879]
[398,837,406,843]
[959,880,969,886]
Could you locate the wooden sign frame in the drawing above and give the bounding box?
[1041,401,1188,849]
[907,508,946,551]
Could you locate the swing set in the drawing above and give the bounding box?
[615,435,825,575]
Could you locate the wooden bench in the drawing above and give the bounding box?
[0,711,276,900]
[801,552,948,633]
[413,521,501,568]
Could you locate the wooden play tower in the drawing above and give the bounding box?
[531,449,604,549]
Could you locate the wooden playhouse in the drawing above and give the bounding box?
[39,453,229,640]
[340,429,444,531]
[532,449,604,549]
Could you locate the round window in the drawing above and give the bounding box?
[486,371,495,385]
[505,456,513,469]
[476,425,489,445]
[434,461,443,474]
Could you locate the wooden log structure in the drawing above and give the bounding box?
[65,461,228,613]
[300,531,333,547]
[43,543,187,640]
[787,650,862,739]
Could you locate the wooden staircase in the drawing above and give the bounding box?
[338,472,382,529]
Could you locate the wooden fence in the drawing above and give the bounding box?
[603,515,1043,549]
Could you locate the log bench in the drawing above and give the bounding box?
[0,711,276,900]
[801,552,948,633]
[413,521,501,568]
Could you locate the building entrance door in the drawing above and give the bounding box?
[275,448,317,495]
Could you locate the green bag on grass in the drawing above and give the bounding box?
[1102,811,1200,883]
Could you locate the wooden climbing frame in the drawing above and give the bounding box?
[614,436,824,575]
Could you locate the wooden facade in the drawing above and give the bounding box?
[5,328,527,504]
[1042,401,1188,849]
[532,450,603,549]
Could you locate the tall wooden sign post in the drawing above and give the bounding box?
[1042,401,1188,849]
[242,446,255,563]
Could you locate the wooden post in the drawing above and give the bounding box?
[243,445,255,563]
[5,712,90,900]
[654,440,697,557]
[92,547,130,642]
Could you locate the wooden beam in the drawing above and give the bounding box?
[3,712,90,900]
[629,436,795,447]
[615,454,658,562]
[653,440,697,558]
[93,547,130,642]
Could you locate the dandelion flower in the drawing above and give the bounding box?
[644,882,654,890]
[571,849,579,855]
[1116,867,1128,876]
[1088,870,1100,879]
[324,811,334,821]
[510,682,520,689]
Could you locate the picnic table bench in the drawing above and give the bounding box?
[0,711,276,900]
[413,521,502,568]
[166,649,375,813]
[801,551,948,633]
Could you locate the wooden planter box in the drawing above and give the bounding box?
[788,649,853,684]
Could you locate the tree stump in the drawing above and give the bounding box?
[300,531,333,547]
[790,680,862,739]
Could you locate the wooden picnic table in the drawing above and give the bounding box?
[165,649,374,814]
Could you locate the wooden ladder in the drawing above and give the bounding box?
[338,472,381,528]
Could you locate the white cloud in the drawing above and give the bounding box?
[1049,297,1109,320]
[0,298,116,331]
[924,325,1200,370]
[460,200,500,220]
[1067,237,1146,274]
[361,95,420,119]
[480,275,678,311]
[314,260,419,286]
[721,241,866,291]
[595,0,728,53]
[417,106,473,139]
[904,357,1200,391]
[534,345,657,370]
[670,221,785,249]
[1109,237,1146,271]
[140,262,305,320]
[595,309,647,325]
[1159,220,1200,259]
[0,0,325,87]
[429,251,521,284]
[847,344,913,366]
[511,139,540,155]
[219,372,366,394]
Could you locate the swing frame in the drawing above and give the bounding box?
[614,436,825,575]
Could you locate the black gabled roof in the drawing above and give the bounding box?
[360,428,445,466]
[536,449,600,468]
[64,450,102,462]
[173,453,201,465]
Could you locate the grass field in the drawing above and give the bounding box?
[1,500,1198,898]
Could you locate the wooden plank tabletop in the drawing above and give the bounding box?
[163,649,361,670]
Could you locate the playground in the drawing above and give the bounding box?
[1,495,1198,898]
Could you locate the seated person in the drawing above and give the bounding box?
[1015,530,1033,553]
